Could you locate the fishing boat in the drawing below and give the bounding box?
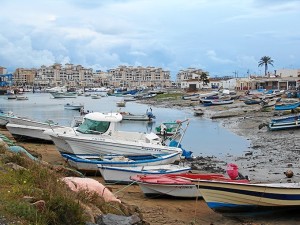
[260,97,280,108]
[182,93,200,100]
[99,164,191,184]
[61,151,182,173]
[16,95,28,100]
[50,92,77,98]
[196,179,300,214]
[243,99,262,105]
[44,112,190,157]
[120,109,155,121]
[203,99,234,106]
[7,95,17,100]
[116,99,126,107]
[64,103,84,110]
[131,173,248,198]
[0,111,15,127]
[274,102,300,111]
[268,114,300,131]
[6,116,66,142]
[193,107,204,116]
[90,94,101,99]
[155,121,183,136]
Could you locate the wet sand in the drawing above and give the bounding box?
[1,96,300,224]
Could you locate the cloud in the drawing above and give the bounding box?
[206,50,234,64]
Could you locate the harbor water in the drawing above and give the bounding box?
[0,92,251,157]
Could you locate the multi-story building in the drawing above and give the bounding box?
[13,68,37,86]
[177,68,210,90]
[0,66,7,74]
[35,63,94,87]
[108,65,171,88]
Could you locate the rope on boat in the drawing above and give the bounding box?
[113,180,138,196]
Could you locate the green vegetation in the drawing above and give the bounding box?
[258,56,274,76]
[0,146,135,225]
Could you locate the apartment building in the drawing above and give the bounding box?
[35,63,94,87]
[0,66,7,74]
[13,68,37,85]
[108,65,171,88]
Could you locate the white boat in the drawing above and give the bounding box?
[199,91,219,98]
[64,103,84,110]
[50,92,77,98]
[91,94,101,99]
[16,95,28,100]
[120,110,156,121]
[196,179,300,214]
[6,117,66,142]
[99,164,191,184]
[61,152,182,174]
[44,112,184,157]
[46,86,68,93]
[0,111,15,127]
[116,99,126,107]
[7,95,17,100]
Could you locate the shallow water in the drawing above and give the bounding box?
[0,92,250,157]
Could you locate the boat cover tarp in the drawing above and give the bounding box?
[61,177,121,203]
[169,140,192,159]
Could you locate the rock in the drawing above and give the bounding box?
[32,200,46,212]
[5,162,27,171]
[95,213,142,225]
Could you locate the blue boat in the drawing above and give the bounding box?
[274,102,300,111]
[61,151,182,173]
[269,114,300,131]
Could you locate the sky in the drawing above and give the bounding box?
[1,0,300,80]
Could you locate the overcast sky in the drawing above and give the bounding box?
[1,0,300,79]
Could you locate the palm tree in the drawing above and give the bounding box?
[258,56,274,76]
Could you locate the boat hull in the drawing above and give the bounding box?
[99,164,191,184]
[197,180,300,214]
[61,152,182,173]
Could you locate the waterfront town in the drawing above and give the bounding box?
[0,64,299,93]
[1,62,300,225]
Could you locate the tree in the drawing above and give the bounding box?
[258,56,274,76]
[200,72,209,85]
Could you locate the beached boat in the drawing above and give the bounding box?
[0,111,15,127]
[61,152,182,173]
[199,91,219,98]
[50,92,77,98]
[131,173,248,198]
[268,114,300,131]
[99,164,191,184]
[182,93,200,100]
[274,102,300,111]
[196,179,300,214]
[260,97,280,108]
[6,116,66,142]
[203,99,234,106]
[44,112,188,157]
[64,103,84,110]
[243,99,262,105]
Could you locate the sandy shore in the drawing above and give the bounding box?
[1,96,300,224]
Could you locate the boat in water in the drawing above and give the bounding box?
[64,103,84,110]
[50,92,77,98]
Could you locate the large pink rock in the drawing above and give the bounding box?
[62,177,121,203]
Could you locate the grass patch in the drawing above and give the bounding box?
[0,148,134,225]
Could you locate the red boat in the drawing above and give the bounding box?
[131,172,249,198]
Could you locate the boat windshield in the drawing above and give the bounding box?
[76,118,110,134]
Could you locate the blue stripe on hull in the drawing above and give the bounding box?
[207,202,300,215]
[198,185,300,200]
